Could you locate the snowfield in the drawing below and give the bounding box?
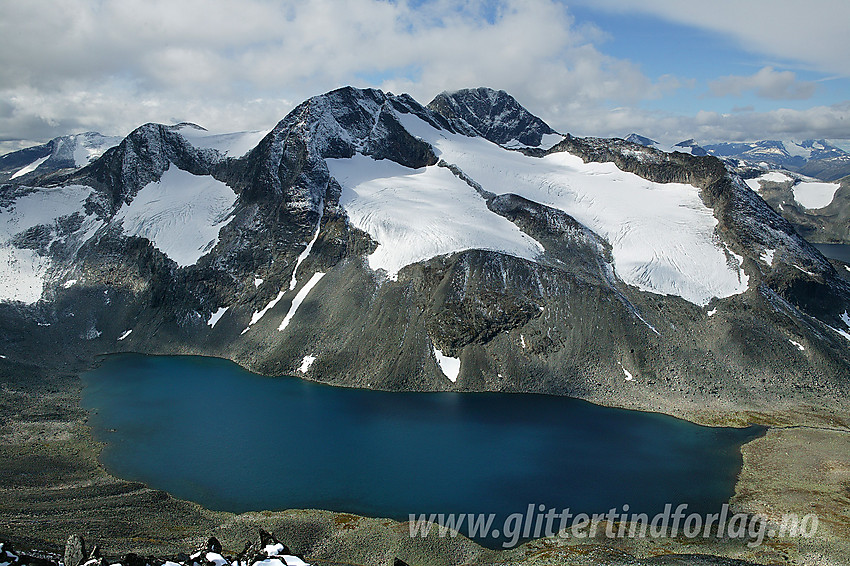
[433,346,461,382]
[745,171,793,192]
[328,155,544,278]
[10,155,50,179]
[387,114,749,306]
[0,185,99,303]
[792,180,840,209]
[174,124,269,158]
[116,164,237,267]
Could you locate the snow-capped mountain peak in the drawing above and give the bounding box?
[428,87,561,148]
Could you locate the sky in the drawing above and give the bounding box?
[1,0,849,153]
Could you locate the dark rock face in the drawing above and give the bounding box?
[428,87,556,146]
[226,86,446,208]
[66,124,223,214]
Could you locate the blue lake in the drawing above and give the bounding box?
[813,243,850,264]
[81,354,762,547]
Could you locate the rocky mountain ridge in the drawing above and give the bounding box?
[624,133,850,181]
[0,86,848,425]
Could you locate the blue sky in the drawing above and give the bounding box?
[0,0,848,151]
[568,3,848,116]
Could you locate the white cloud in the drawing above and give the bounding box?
[579,101,850,146]
[570,0,850,76]
[709,67,816,100]
[0,0,846,152]
[0,0,676,145]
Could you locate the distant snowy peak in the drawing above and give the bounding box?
[672,139,708,156]
[0,132,121,182]
[624,133,660,148]
[703,139,850,181]
[428,87,559,148]
[623,134,708,156]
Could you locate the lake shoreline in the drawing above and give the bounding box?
[2,354,850,564]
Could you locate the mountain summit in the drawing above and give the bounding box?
[428,87,560,147]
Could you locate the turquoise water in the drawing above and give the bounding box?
[81,354,761,546]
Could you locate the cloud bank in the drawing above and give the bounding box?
[0,0,848,151]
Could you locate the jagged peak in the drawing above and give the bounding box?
[428,87,556,147]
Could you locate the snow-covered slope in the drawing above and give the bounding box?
[115,164,238,267]
[171,123,269,158]
[793,180,841,209]
[398,114,748,306]
[328,155,544,278]
[0,185,101,303]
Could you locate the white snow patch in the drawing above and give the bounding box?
[433,346,460,382]
[520,334,526,348]
[115,164,237,266]
[845,265,850,273]
[10,155,50,179]
[205,553,228,566]
[254,277,264,288]
[290,205,323,290]
[784,141,812,159]
[793,181,840,209]
[281,556,311,566]
[117,329,132,341]
[175,126,269,158]
[502,133,564,150]
[246,289,287,330]
[761,249,775,266]
[207,306,228,328]
[396,114,748,306]
[619,362,634,381]
[789,339,805,351]
[794,265,816,277]
[62,279,78,288]
[278,272,325,331]
[745,171,792,192]
[842,311,850,328]
[264,544,286,556]
[0,184,99,303]
[707,308,717,317]
[328,155,544,279]
[299,355,316,374]
[0,355,6,359]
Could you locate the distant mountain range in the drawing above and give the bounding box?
[624,133,850,181]
[0,132,122,183]
[0,87,849,426]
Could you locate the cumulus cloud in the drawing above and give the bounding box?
[0,0,677,147]
[708,67,816,100]
[0,0,846,152]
